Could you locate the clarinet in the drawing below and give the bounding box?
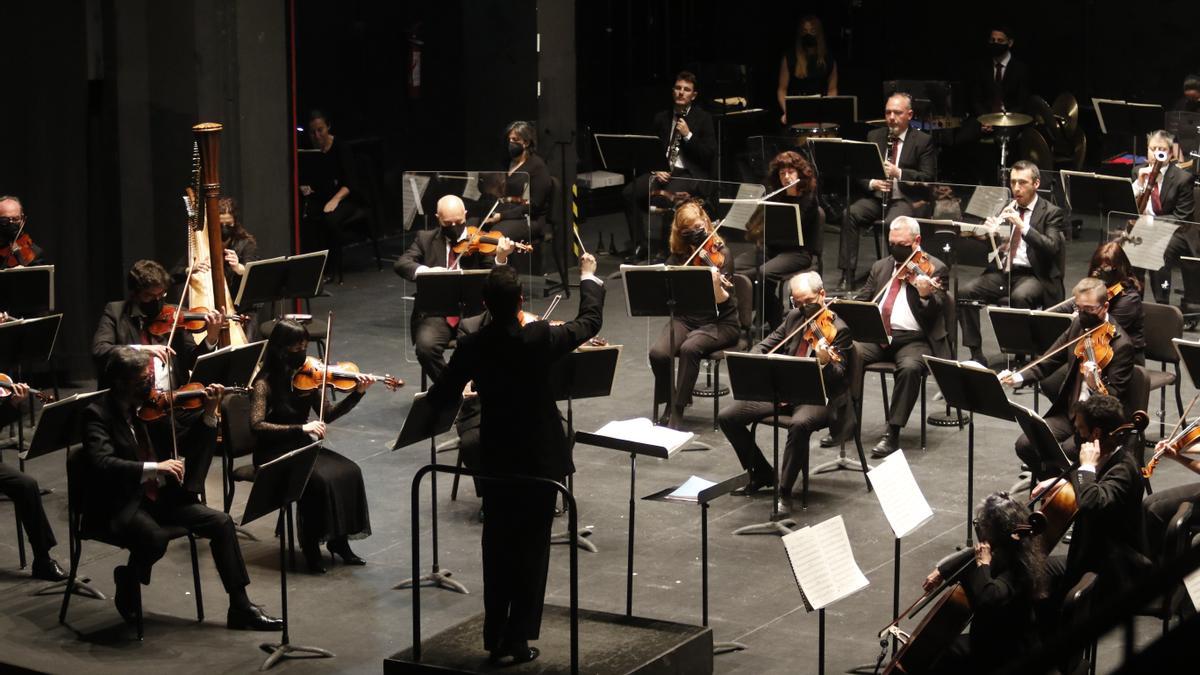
[880,134,898,212]
[666,104,691,170]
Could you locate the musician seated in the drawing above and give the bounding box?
[718,272,855,500]
[1001,277,1136,481]
[846,216,950,458]
[735,151,821,329]
[477,121,551,247]
[0,385,67,581]
[0,194,46,268]
[79,347,281,630]
[298,109,363,281]
[836,93,935,292]
[1132,129,1196,305]
[1048,242,1144,356]
[1032,395,1149,624]
[621,71,715,263]
[958,160,1066,365]
[1171,74,1200,115]
[919,492,1047,674]
[92,259,226,391]
[649,200,739,430]
[393,195,516,385]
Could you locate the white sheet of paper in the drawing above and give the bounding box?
[1124,215,1181,271]
[462,171,481,202]
[1184,566,1200,610]
[965,186,1011,221]
[867,450,934,539]
[593,418,694,457]
[404,174,430,229]
[719,184,767,231]
[782,515,869,611]
[664,475,717,502]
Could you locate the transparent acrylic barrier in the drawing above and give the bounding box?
[1105,211,1200,274]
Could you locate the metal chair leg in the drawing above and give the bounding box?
[879,373,891,420]
[712,360,721,431]
[189,535,204,622]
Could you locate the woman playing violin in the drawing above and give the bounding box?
[650,200,740,429]
[250,319,374,574]
[919,492,1047,674]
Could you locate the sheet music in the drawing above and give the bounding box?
[1091,98,1122,135]
[664,475,718,502]
[1185,566,1200,611]
[719,184,766,231]
[593,417,694,457]
[462,171,482,202]
[867,451,934,539]
[1124,215,1180,271]
[404,174,430,229]
[964,186,1010,220]
[782,515,869,611]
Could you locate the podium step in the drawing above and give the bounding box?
[385,604,713,674]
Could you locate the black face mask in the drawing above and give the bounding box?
[443,222,464,241]
[890,244,913,264]
[139,298,163,319]
[988,43,1009,58]
[800,34,818,49]
[221,224,235,240]
[284,350,307,371]
[1094,268,1121,286]
[508,142,525,159]
[0,219,19,245]
[801,302,823,318]
[1078,311,1104,330]
[681,227,708,246]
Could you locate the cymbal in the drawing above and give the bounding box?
[977,112,1033,128]
[1051,93,1080,137]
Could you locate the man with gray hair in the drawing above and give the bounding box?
[1132,129,1195,304]
[847,216,949,458]
[836,93,936,292]
[718,271,856,501]
[0,195,46,268]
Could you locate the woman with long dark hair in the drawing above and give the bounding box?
[776,15,838,125]
[250,319,374,573]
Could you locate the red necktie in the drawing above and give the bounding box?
[880,274,903,336]
[1006,206,1026,271]
[445,248,460,328]
[133,421,159,501]
[1151,180,1163,215]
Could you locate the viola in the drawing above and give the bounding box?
[145,304,251,337]
[291,356,404,393]
[0,373,55,403]
[1,232,37,268]
[137,383,249,422]
[1072,321,1116,395]
[802,308,843,363]
[452,226,533,257]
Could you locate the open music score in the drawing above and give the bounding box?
[590,418,694,458]
[867,451,934,540]
[782,515,869,612]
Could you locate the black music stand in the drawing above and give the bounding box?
[808,138,886,211]
[548,345,621,553]
[0,314,62,457]
[414,269,489,321]
[643,472,750,654]
[783,95,858,130]
[240,441,328,671]
[761,202,804,249]
[593,133,664,174]
[0,264,54,317]
[726,352,827,535]
[987,307,1072,412]
[189,340,267,388]
[914,219,977,428]
[1174,338,1200,389]
[1060,171,1137,240]
[1010,402,1072,476]
[830,299,890,344]
[924,356,1014,548]
[1093,98,1164,158]
[392,391,467,594]
[234,250,328,311]
[621,265,717,423]
[24,390,107,599]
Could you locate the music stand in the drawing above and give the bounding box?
[1010,402,1071,475]
[190,340,267,388]
[924,356,1014,548]
[621,265,717,421]
[643,472,750,654]
[808,138,886,212]
[0,314,62,460]
[240,441,328,670]
[392,391,467,594]
[726,352,827,536]
[593,133,664,174]
[783,95,858,130]
[830,299,890,344]
[548,345,621,553]
[1093,98,1164,158]
[24,390,107,599]
[414,269,489,320]
[0,265,54,317]
[1173,338,1200,389]
[234,251,328,310]
[1060,171,1137,240]
[987,308,1073,413]
[761,202,804,249]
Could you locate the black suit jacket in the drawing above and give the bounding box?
[1027,317,1136,419]
[855,252,952,358]
[77,393,216,536]
[969,56,1031,116]
[654,105,716,178]
[425,278,606,481]
[859,126,936,202]
[1132,162,1197,250]
[1065,442,1150,591]
[752,309,857,443]
[995,197,1067,305]
[393,228,497,325]
[91,300,210,388]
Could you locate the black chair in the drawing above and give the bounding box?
[689,274,754,430]
[1134,502,1193,637]
[220,393,258,514]
[60,449,203,640]
[1142,302,1186,439]
[864,361,928,450]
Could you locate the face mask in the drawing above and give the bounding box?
[139,298,163,318]
[890,244,913,264]
[988,43,1009,58]
[800,34,817,49]
[1095,268,1121,285]
[0,219,19,245]
[443,222,464,241]
[1078,311,1103,329]
[801,302,823,318]
[508,141,524,159]
[682,227,708,246]
[221,223,235,240]
[284,350,307,371]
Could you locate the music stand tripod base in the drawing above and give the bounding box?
[714,640,748,655]
[259,641,334,671]
[33,576,103,599]
[812,443,871,475]
[550,524,598,553]
[733,510,798,536]
[393,566,469,594]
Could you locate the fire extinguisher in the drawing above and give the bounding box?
[407,27,423,100]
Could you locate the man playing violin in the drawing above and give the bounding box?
[1133,129,1196,304]
[1001,277,1136,481]
[718,271,856,502]
[958,160,1066,365]
[79,347,282,631]
[845,216,950,458]
[394,194,516,385]
[1143,433,1200,565]
[0,195,46,268]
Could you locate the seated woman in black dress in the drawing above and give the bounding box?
[649,200,740,429]
[481,121,551,247]
[920,491,1047,674]
[737,150,821,329]
[250,319,374,573]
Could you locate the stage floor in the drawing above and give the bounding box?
[2,214,1195,674]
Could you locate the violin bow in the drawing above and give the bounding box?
[869,248,921,304]
[1005,322,1109,382]
[765,301,833,355]
[318,311,333,423]
[161,256,198,462]
[680,208,727,267]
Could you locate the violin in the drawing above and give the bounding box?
[0,373,55,403]
[1045,281,1123,313]
[1,232,37,268]
[451,226,533,257]
[896,250,942,289]
[291,356,404,393]
[802,308,843,363]
[517,295,610,346]
[1143,394,1200,478]
[692,238,727,271]
[1072,321,1116,396]
[145,304,251,337]
[137,383,249,422]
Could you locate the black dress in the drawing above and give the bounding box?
[250,376,371,544]
[784,51,832,97]
[485,153,552,242]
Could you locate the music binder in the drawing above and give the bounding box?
[781,515,869,612]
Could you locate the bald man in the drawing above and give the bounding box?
[717,272,857,502]
[395,195,516,383]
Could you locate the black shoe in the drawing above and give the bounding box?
[623,243,648,264]
[112,565,138,624]
[489,645,540,666]
[31,557,67,582]
[968,348,986,365]
[732,475,775,496]
[227,604,284,631]
[302,543,327,575]
[819,434,836,448]
[836,272,853,293]
[327,539,366,566]
[871,433,899,459]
